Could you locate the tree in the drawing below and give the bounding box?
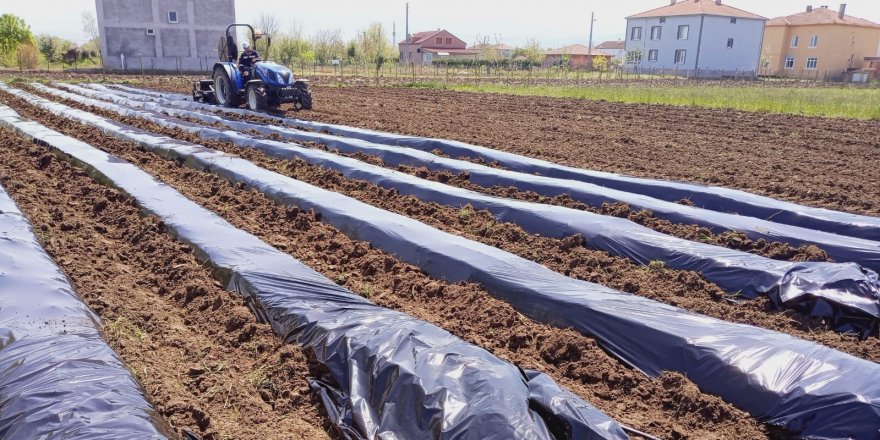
[256,13,281,59]
[81,11,101,62]
[18,43,38,69]
[593,55,609,78]
[0,14,33,58]
[311,28,344,64]
[37,35,57,64]
[355,22,394,65]
[520,38,544,68]
[346,41,358,63]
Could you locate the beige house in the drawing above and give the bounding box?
[469,43,516,60]
[761,4,880,79]
[542,45,613,69]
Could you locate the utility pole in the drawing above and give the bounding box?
[405,3,410,65]
[588,12,596,70]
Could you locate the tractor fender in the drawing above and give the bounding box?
[213,62,244,91]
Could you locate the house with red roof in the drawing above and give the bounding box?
[625,0,767,77]
[399,30,477,65]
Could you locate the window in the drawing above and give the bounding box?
[806,57,818,69]
[784,57,795,69]
[626,50,643,64]
[660,17,666,23]
[730,18,737,24]
[167,11,178,23]
[650,26,662,40]
[630,26,643,41]
[677,25,689,40]
[445,37,452,45]
[809,35,819,48]
[727,38,734,49]
[146,28,155,36]
[648,49,658,62]
[436,37,443,45]
[791,36,799,48]
[674,49,687,64]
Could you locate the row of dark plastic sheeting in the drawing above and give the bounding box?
[53,82,880,337]
[107,83,880,243]
[86,84,880,274]
[0,174,171,438]
[0,101,629,440]
[18,83,880,439]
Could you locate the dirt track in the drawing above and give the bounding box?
[0,87,774,439]
[294,86,880,217]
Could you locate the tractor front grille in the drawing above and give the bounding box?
[277,86,298,101]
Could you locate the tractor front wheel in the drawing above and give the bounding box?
[246,82,267,111]
[292,82,313,111]
[213,66,239,107]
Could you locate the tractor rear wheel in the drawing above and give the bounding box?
[246,82,268,111]
[213,66,239,107]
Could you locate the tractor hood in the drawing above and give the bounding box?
[255,62,294,86]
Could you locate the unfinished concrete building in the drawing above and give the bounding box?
[96,0,235,71]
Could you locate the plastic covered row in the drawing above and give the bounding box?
[84,84,880,273]
[105,83,880,243]
[0,100,628,440]
[0,170,171,438]
[13,82,880,439]
[49,82,880,336]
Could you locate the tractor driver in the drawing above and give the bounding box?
[238,42,261,78]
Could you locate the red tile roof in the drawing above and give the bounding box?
[767,7,880,28]
[627,0,765,20]
[545,44,613,56]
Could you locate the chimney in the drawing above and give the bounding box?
[670,0,676,5]
[806,5,813,12]
[839,3,846,19]
[715,0,722,5]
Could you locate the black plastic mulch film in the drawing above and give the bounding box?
[0,177,171,438]
[5,83,880,439]
[60,82,880,337]
[0,100,628,440]
[109,83,880,244]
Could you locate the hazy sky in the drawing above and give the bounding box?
[6,0,880,47]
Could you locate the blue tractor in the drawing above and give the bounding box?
[192,24,312,111]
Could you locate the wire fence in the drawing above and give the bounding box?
[16,53,878,86]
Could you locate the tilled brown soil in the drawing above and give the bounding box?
[291,86,880,217]
[0,87,771,439]
[16,87,880,365]
[357,154,830,263]
[0,127,333,440]
[78,83,831,263]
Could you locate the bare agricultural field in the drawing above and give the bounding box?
[297,85,880,216]
[3,73,880,440]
